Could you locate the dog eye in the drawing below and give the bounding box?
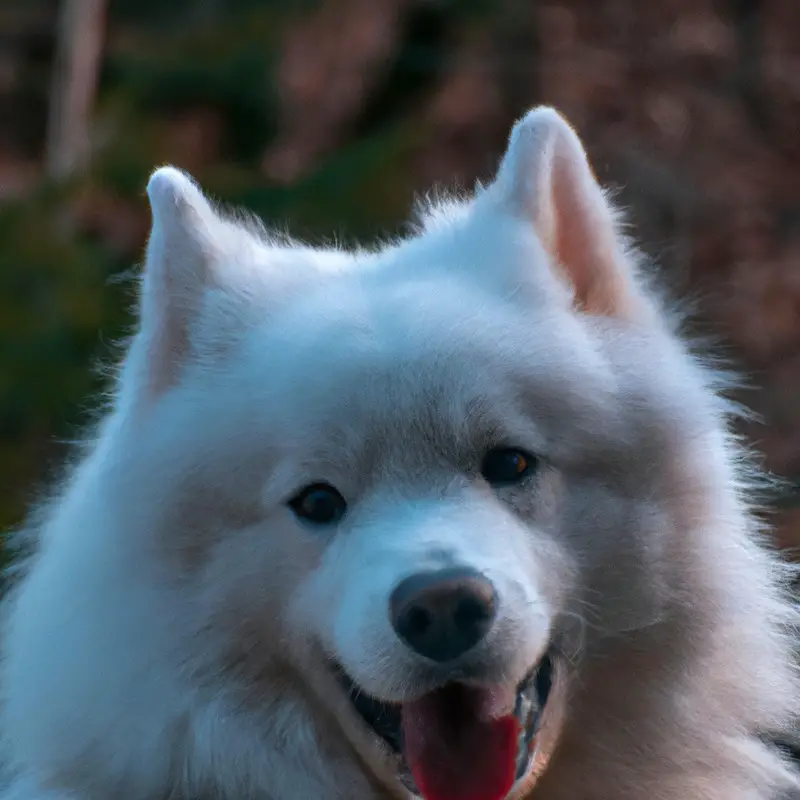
[289,483,347,525]
[480,448,535,486]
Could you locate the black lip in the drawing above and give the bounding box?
[513,654,553,780]
[341,678,404,753]
[334,653,554,793]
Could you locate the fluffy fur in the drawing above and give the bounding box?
[0,107,798,800]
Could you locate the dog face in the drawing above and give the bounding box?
[5,108,796,800]
[108,108,719,800]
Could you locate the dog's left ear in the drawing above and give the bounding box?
[117,167,267,414]
[493,107,651,322]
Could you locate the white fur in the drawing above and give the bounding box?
[1,108,797,800]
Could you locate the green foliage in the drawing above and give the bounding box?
[231,122,429,242]
[0,192,132,531]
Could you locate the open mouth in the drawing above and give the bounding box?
[335,654,553,800]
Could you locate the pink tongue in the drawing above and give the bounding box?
[401,685,520,800]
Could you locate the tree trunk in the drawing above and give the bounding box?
[45,0,107,180]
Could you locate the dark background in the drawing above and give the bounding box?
[0,0,799,562]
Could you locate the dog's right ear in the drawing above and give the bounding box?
[121,167,249,411]
[492,108,654,324]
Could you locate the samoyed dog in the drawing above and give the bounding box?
[0,108,797,800]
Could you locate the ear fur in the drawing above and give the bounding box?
[136,167,224,401]
[115,166,258,412]
[494,107,652,322]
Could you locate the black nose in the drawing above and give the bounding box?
[389,568,498,663]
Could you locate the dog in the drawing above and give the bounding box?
[0,107,798,800]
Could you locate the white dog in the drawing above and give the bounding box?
[1,108,798,800]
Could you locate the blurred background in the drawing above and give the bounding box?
[0,0,799,563]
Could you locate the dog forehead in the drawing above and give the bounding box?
[232,271,622,451]
[260,279,516,399]
[265,272,541,380]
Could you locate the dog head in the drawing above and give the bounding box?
[6,108,796,800]
[119,107,712,799]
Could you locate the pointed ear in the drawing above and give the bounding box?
[122,167,239,408]
[493,107,651,322]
